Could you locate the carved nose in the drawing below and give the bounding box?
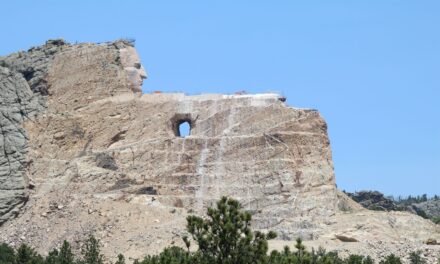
[139,66,147,79]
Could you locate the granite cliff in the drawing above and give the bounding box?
[0,40,439,262]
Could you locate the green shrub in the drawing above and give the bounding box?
[0,197,423,264]
[115,254,125,264]
[44,248,59,264]
[184,196,276,264]
[0,243,15,264]
[44,240,74,264]
[140,246,208,264]
[345,254,374,264]
[415,209,429,219]
[15,244,44,264]
[80,235,104,264]
[59,241,74,264]
[380,254,402,264]
[408,251,426,264]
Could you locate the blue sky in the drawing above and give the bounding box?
[2,1,439,196]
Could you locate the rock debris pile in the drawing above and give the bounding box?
[0,40,438,262]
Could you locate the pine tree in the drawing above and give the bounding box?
[185,196,276,264]
[80,235,103,264]
[0,243,15,264]
[408,251,426,264]
[114,254,125,264]
[15,244,44,264]
[345,254,374,264]
[363,256,374,264]
[379,254,402,264]
[294,237,312,263]
[58,241,74,264]
[45,249,59,264]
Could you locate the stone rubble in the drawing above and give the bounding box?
[0,40,439,263]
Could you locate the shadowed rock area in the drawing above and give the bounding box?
[346,191,398,211]
[0,40,439,262]
[0,40,68,224]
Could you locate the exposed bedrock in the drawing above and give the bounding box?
[0,39,66,224]
[0,39,139,225]
[0,40,438,262]
[0,39,337,241]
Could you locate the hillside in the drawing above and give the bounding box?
[0,40,439,262]
[346,191,440,224]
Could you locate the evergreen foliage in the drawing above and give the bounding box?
[0,197,438,264]
[408,251,426,264]
[80,235,104,264]
[184,196,276,264]
[0,243,15,264]
[379,254,402,264]
[58,241,75,264]
[45,240,75,264]
[114,254,125,264]
[16,244,44,264]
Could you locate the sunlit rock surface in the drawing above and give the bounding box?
[0,40,438,262]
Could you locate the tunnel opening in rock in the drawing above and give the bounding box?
[171,114,193,137]
[178,120,191,137]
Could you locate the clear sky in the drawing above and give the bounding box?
[2,1,439,196]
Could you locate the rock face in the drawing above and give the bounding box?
[0,66,33,225]
[347,191,398,211]
[0,40,439,261]
[409,199,440,219]
[346,191,440,221]
[0,40,67,224]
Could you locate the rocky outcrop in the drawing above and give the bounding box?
[0,39,145,226]
[0,66,32,225]
[346,191,398,211]
[0,39,337,249]
[347,191,440,221]
[0,40,439,262]
[0,40,68,225]
[408,199,440,219]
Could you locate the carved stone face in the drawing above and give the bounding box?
[119,46,147,93]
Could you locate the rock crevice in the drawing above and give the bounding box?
[0,40,438,261]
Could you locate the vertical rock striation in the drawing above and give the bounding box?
[0,39,337,244]
[0,40,438,261]
[0,40,67,224]
[0,39,138,225]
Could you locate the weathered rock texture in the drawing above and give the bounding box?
[411,200,440,219]
[0,40,439,262]
[347,191,398,211]
[0,40,67,224]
